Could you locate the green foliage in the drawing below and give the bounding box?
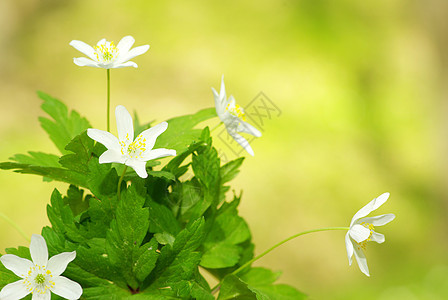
[0,96,305,299]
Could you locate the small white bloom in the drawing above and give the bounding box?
[345,192,395,276]
[69,35,149,69]
[212,76,262,156]
[0,234,82,300]
[87,105,176,178]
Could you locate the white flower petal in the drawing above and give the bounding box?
[237,121,262,137]
[230,132,255,156]
[96,38,106,46]
[47,251,76,277]
[69,40,97,61]
[0,280,31,299]
[349,224,371,243]
[0,254,33,277]
[112,61,138,68]
[370,231,385,244]
[99,149,126,164]
[359,214,395,227]
[350,193,390,226]
[142,148,176,161]
[51,276,83,300]
[87,129,121,151]
[30,234,48,267]
[345,232,354,265]
[126,160,148,178]
[115,105,134,143]
[353,246,370,277]
[139,122,169,151]
[32,292,51,300]
[73,57,99,68]
[116,35,135,54]
[118,45,150,63]
[219,75,226,100]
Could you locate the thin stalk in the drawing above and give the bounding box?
[211,226,349,294]
[117,166,128,200]
[106,69,111,132]
[0,212,30,242]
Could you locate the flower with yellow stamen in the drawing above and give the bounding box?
[0,234,82,299]
[69,35,149,69]
[87,105,176,178]
[212,75,261,156]
[345,193,395,276]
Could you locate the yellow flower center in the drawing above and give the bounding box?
[23,265,55,295]
[226,103,246,121]
[357,223,375,250]
[120,133,147,159]
[94,42,119,62]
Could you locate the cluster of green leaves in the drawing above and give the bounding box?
[0,93,306,299]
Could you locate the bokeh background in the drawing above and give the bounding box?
[1,0,448,299]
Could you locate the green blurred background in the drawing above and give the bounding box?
[1,0,448,299]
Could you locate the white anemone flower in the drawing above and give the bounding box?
[69,35,149,69]
[0,234,82,300]
[212,76,262,156]
[87,105,176,178]
[345,192,395,276]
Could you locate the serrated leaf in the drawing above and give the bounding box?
[200,243,240,269]
[154,107,216,153]
[250,284,308,300]
[0,162,87,187]
[37,91,91,154]
[59,131,94,173]
[47,189,85,242]
[10,152,61,167]
[106,185,149,288]
[147,201,181,236]
[217,274,256,300]
[145,218,205,292]
[63,185,89,216]
[220,157,245,184]
[133,238,159,282]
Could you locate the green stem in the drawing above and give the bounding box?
[211,226,349,294]
[0,212,30,242]
[117,166,128,200]
[107,69,111,132]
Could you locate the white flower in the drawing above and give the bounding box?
[69,35,149,69]
[0,234,82,300]
[87,105,176,178]
[212,76,262,156]
[345,192,395,276]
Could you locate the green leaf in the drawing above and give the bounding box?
[37,91,91,154]
[81,285,132,299]
[145,218,205,292]
[147,201,181,236]
[154,232,175,246]
[250,284,308,300]
[217,274,256,300]
[239,268,280,287]
[133,238,159,282]
[63,185,89,216]
[47,189,85,242]
[0,161,87,187]
[201,198,251,269]
[154,107,217,153]
[10,152,61,167]
[200,243,241,269]
[220,157,245,184]
[106,185,150,288]
[59,131,94,174]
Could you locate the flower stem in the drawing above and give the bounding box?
[106,69,111,132]
[211,226,349,294]
[0,212,30,242]
[117,166,128,200]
